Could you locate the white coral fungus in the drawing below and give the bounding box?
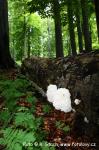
[74,99,81,105]
[46,84,57,103]
[46,85,72,113]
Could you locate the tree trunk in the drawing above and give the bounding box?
[75,0,83,52]
[53,0,64,58]
[27,28,31,58]
[47,18,51,57]
[0,0,14,68]
[81,0,92,52]
[67,0,77,55]
[94,0,99,39]
[23,14,27,60]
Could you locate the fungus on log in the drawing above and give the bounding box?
[21,51,99,140]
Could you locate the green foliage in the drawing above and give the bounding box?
[8,0,99,61]
[26,96,37,113]
[0,78,31,111]
[8,0,56,60]
[0,127,36,150]
[26,95,37,104]
[42,104,52,114]
[14,112,43,131]
[0,76,55,150]
[0,129,55,150]
[0,110,10,123]
[0,109,54,150]
[0,103,49,149]
[13,78,30,91]
[55,121,70,133]
[0,78,30,93]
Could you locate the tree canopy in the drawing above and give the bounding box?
[0,0,99,67]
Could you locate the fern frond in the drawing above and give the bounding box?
[14,112,43,131]
[0,127,36,150]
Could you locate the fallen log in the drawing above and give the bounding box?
[26,75,46,97]
[21,51,99,140]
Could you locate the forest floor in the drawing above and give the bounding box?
[0,69,97,150]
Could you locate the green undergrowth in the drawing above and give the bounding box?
[0,74,70,150]
[55,121,70,133]
[0,75,56,150]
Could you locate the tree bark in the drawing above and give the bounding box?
[81,0,92,52]
[47,18,51,57]
[0,0,14,68]
[74,0,83,52]
[53,0,64,58]
[94,0,99,39]
[27,28,31,58]
[67,0,77,55]
[23,14,27,61]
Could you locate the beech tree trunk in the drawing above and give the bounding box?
[67,0,77,55]
[0,0,14,68]
[53,0,64,58]
[81,0,92,52]
[94,0,99,39]
[75,0,83,52]
[27,28,31,58]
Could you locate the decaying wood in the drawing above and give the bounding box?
[26,74,46,97]
[21,51,99,139]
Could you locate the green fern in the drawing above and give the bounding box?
[0,78,32,111]
[0,129,55,150]
[42,104,52,114]
[13,78,31,92]
[0,77,56,150]
[0,127,36,150]
[0,80,13,93]
[0,77,31,94]
[14,112,35,129]
[14,112,43,131]
[0,110,10,123]
[26,96,37,104]
[1,88,24,111]
[55,121,70,133]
